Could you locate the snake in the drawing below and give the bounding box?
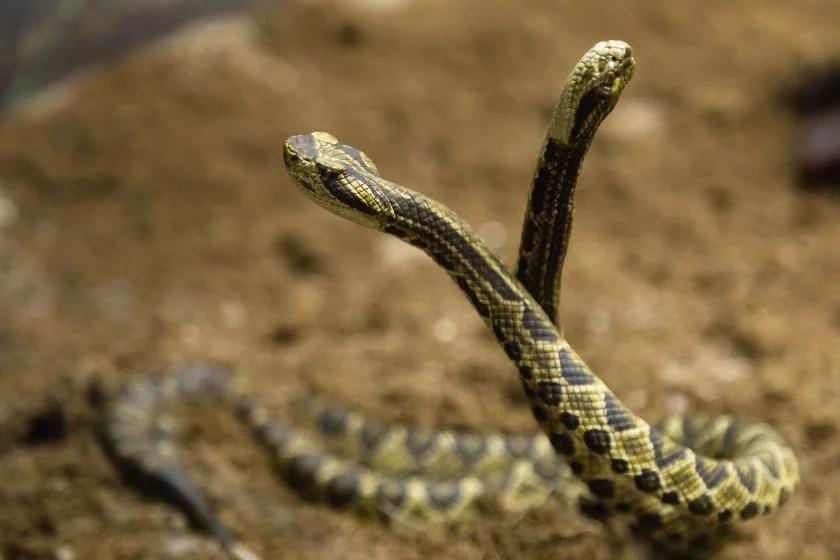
[102,40,799,559]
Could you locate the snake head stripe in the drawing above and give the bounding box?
[284,131,396,229]
[551,40,635,146]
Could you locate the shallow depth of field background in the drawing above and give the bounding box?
[0,1,838,559]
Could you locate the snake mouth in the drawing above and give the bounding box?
[598,83,615,96]
[597,75,626,97]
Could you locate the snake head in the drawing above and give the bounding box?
[551,40,635,145]
[284,132,395,228]
[588,40,635,97]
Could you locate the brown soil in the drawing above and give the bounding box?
[0,1,838,559]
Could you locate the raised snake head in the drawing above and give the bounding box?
[284,131,395,229]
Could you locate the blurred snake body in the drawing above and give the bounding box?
[104,41,799,559]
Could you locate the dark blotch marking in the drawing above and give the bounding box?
[560,411,579,430]
[735,464,758,494]
[531,405,548,423]
[455,277,489,318]
[284,453,324,495]
[527,138,564,216]
[762,454,782,479]
[583,429,612,454]
[723,421,743,454]
[649,428,687,469]
[549,431,574,455]
[521,307,557,342]
[558,348,596,385]
[426,483,463,511]
[435,249,454,271]
[615,502,633,513]
[516,253,532,275]
[257,422,293,450]
[454,434,487,467]
[661,491,680,505]
[411,236,431,252]
[360,422,390,450]
[634,468,661,493]
[694,456,728,489]
[520,378,536,397]
[329,170,378,216]
[688,495,715,516]
[610,458,630,474]
[587,478,615,499]
[503,342,521,362]
[604,393,635,432]
[316,408,349,435]
[406,431,436,460]
[325,471,360,508]
[570,460,585,475]
[636,512,663,532]
[740,501,760,520]
[680,417,700,447]
[778,487,791,506]
[578,499,611,522]
[375,481,407,510]
[536,381,563,405]
[492,326,505,342]
[666,533,683,544]
[717,509,734,523]
[447,237,520,304]
[519,365,533,380]
[570,91,600,141]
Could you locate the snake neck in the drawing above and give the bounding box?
[383,190,558,343]
[381,189,609,423]
[515,137,590,327]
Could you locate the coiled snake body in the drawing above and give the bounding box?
[104,41,799,559]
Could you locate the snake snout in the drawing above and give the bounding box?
[284,133,343,171]
[285,134,317,161]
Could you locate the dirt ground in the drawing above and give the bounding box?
[0,0,838,558]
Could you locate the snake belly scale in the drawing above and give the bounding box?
[103,40,799,558]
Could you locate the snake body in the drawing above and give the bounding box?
[103,41,799,558]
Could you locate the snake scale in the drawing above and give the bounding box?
[103,41,799,559]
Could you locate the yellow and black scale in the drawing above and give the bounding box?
[103,41,799,559]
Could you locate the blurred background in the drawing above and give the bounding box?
[0,1,837,559]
